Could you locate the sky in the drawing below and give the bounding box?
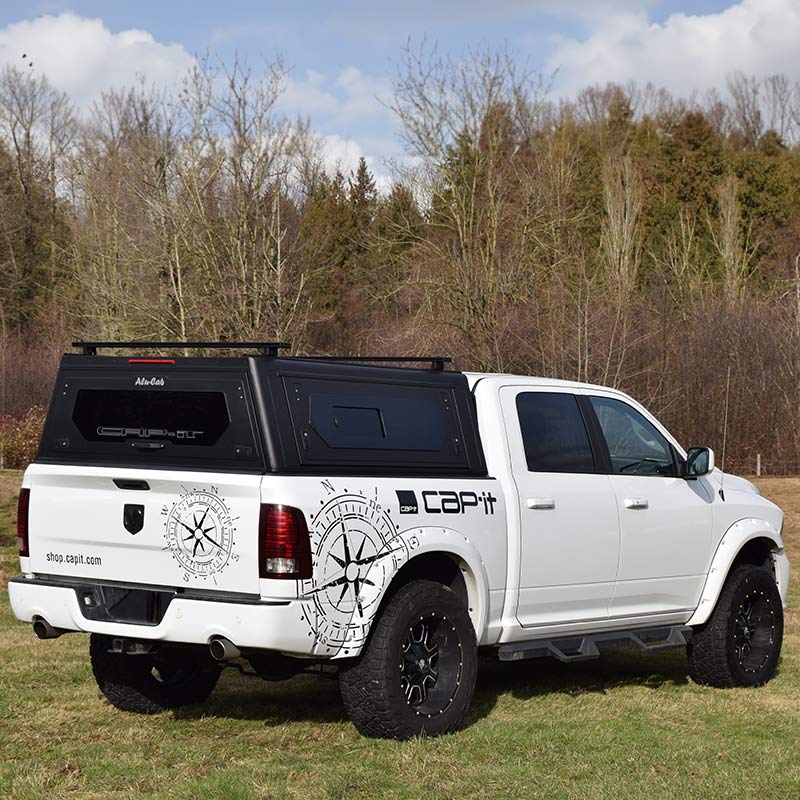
[0,0,797,181]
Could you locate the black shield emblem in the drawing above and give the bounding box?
[123,504,145,535]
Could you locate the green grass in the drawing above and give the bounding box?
[1,470,799,799]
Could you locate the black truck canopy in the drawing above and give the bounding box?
[36,346,487,477]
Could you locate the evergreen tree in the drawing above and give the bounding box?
[662,111,726,219]
[348,157,377,235]
[298,171,352,315]
[606,88,634,153]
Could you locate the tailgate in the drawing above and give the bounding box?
[26,464,262,594]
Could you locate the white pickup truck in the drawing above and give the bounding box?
[9,344,789,739]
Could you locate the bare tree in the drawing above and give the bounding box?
[651,208,705,315]
[575,83,628,129]
[727,71,763,146]
[68,82,180,340]
[762,74,797,142]
[708,174,756,303]
[701,88,731,136]
[0,65,76,329]
[66,56,319,349]
[170,56,316,345]
[599,155,643,386]
[387,42,563,370]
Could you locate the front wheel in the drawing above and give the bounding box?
[339,579,478,739]
[687,564,783,688]
[90,635,221,714]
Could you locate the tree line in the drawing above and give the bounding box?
[2,44,800,471]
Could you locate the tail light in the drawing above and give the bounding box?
[17,488,30,557]
[258,504,312,579]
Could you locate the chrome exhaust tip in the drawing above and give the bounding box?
[209,636,241,662]
[32,617,67,639]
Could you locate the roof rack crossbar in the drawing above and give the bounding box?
[294,355,452,371]
[71,343,450,369]
[72,341,291,356]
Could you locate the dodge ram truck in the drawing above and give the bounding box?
[8,343,789,739]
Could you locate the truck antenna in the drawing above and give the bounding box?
[719,363,731,501]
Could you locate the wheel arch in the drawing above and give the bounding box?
[368,528,490,648]
[687,518,786,627]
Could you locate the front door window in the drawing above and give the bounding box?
[589,396,675,476]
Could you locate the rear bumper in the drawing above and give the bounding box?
[8,577,315,657]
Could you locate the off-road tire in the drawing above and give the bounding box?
[90,634,221,713]
[339,579,478,739]
[687,564,783,688]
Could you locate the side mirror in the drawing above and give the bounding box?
[684,446,715,478]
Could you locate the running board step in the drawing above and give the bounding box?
[497,625,693,663]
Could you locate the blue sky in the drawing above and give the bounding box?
[0,1,735,76]
[0,1,795,179]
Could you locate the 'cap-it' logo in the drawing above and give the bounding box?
[396,489,497,515]
[396,490,419,514]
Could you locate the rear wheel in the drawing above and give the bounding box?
[90,634,221,713]
[339,579,477,739]
[687,564,783,688]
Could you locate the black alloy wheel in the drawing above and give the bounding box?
[687,564,783,688]
[400,612,463,717]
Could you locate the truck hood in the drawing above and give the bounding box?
[712,468,761,496]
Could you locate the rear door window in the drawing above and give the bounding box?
[516,392,596,473]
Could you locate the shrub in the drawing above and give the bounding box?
[0,406,46,470]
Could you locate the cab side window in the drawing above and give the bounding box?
[516,392,596,473]
[590,396,675,476]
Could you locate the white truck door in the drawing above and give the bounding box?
[586,394,714,617]
[501,387,620,628]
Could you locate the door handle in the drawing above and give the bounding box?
[624,497,649,509]
[526,497,555,510]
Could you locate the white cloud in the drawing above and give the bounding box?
[282,69,339,117]
[334,67,390,120]
[0,11,400,188]
[319,134,394,193]
[0,12,195,108]
[323,0,657,44]
[548,0,800,96]
[281,66,399,187]
[281,66,391,128]
[320,133,365,174]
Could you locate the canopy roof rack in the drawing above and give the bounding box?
[73,341,291,356]
[71,342,451,370]
[293,355,451,371]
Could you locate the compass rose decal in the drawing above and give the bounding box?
[302,484,419,653]
[163,486,236,583]
[180,507,220,557]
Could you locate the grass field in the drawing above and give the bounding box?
[1,469,798,799]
